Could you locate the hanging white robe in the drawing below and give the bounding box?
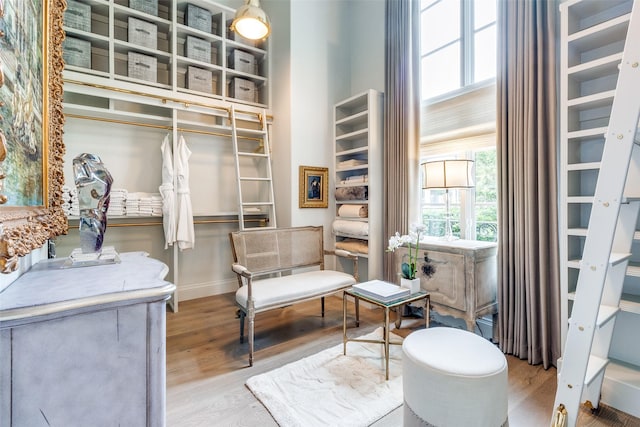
[175,135,195,250]
[159,134,176,249]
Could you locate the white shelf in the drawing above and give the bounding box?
[602,359,640,418]
[567,161,600,171]
[333,90,383,282]
[559,0,639,415]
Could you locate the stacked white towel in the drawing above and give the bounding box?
[61,185,80,217]
[108,188,128,216]
[340,174,368,184]
[150,194,163,216]
[125,192,163,216]
[338,159,367,169]
[138,195,153,216]
[125,192,141,216]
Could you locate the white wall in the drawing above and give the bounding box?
[348,0,385,95]
[266,0,384,235]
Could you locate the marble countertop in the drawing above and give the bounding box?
[0,251,175,322]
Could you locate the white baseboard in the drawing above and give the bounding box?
[176,279,237,302]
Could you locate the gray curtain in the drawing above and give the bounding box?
[383,0,420,283]
[497,0,561,368]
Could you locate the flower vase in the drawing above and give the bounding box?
[401,277,421,294]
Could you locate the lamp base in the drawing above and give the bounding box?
[440,234,460,242]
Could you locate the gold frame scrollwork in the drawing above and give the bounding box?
[0,0,68,273]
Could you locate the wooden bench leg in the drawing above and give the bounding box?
[248,311,255,367]
[239,310,246,343]
[355,296,360,327]
[321,296,325,317]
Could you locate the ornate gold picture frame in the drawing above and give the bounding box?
[299,166,328,208]
[0,0,67,273]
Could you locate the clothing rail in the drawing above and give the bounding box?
[65,113,264,142]
[67,217,269,227]
[64,78,273,122]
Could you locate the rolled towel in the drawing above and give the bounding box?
[332,219,369,236]
[336,239,369,254]
[338,204,368,218]
[335,186,368,201]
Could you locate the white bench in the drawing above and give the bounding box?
[230,225,359,366]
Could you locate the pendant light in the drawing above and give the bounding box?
[231,0,271,40]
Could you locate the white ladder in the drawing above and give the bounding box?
[230,105,277,230]
[552,2,640,426]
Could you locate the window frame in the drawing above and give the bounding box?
[420,0,497,103]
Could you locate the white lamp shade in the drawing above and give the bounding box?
[422,160,475,189]
[232,0,271,40]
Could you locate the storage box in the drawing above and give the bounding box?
[65,0,91,32]
[128,52,157,82]
[185,36,211,63]
[63,37,91,68]
[128,17,157,50]
[228,77,256,103]
[129,0,158,16]
[186,66,213,93]
[228,49,257,75]
[185,4,212,33]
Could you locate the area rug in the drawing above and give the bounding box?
[246,327,404,427]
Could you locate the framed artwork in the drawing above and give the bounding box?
[0,0,67,273]
[299,166,328,208]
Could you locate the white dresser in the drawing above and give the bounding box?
[395,238,498,332]
[0,252,175,427]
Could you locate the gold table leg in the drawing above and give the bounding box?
[384,307,390,381]
[343,291,347,355]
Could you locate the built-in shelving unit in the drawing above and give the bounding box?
[559,0,640,417]
[63,0,268,106]
[59,0,273,312]
[332,89,383,282]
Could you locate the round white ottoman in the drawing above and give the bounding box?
[402,327,508,427]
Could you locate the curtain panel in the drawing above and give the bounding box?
[497,0,562,368]
[383,0,420,282]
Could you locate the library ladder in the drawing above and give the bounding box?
[551,2,640,426]
[230,105,277,230]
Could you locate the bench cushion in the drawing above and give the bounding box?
[236,270,356,311]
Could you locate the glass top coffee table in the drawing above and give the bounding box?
[342,282,430,380]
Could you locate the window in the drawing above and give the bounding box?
[421,148,497,242]
[419,0,498,242]
[420,0,497,101]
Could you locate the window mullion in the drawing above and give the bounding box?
[462,0,474,86]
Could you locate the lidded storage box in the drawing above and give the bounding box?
[63,37,92,68]
[128,51,157,82]
[228,49,257,75]
[129,0,158,16]
[65,0,92,32]
[185,4,212,33]
[128,17,157,50]
[186,66,213,93]
[228,77,256,103]
[185,36,211,63]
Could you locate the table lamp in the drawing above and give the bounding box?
[422,159,475,241]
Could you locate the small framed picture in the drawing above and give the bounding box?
[299,166,328,208]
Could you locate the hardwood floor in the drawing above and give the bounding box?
[166,294,640,426]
